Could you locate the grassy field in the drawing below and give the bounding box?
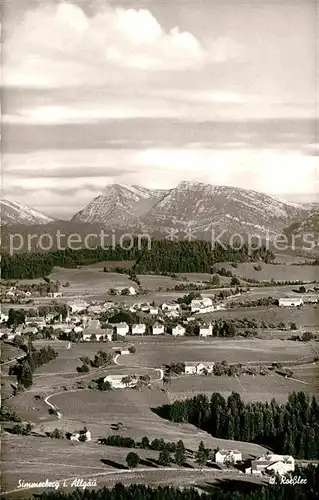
[167,371,316,404]
[197,305,319,327]
[0,343,24,363]
[120,337,316,367]
[236,262,319,282]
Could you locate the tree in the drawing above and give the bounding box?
[126,452,139,469]
[50,428,64,439]
[195,441,209,468]
[174,440,186,466]
[76,364,89,373]
[158,448,171,466]
[210,275,220,286]
[21,360,33,388]
[121,376,133,388]
[7,309,26,327]
[230,277,240,286]
[13,335,24,348]
[141,436,150,449]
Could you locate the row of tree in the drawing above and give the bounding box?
[155,391,319,460]
[98,435,186,458]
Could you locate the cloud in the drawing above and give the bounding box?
[3,2,241,89]
[3,147,318,206]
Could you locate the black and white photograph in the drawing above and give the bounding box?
[1,0,319,498]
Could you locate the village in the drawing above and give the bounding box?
[1,264,318,495]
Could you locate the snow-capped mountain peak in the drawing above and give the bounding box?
[0,200,54,226]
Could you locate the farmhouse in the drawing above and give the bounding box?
[104,374,137,389]
[52,323,73,334]
[113,286,137,296]
[247,453,295,475]
[215,450,242,464]
[25,316,46,329]
[152,322,165,335]
[279,298,303,307]
[191,297,213,312]
[131,323,146,335]
[82,319,112,341]
[185,361,214,375]
[68,428,92,442]
[303,295,318,304]
[138,302,151,312]
[6,290,15,299]
[162,303,180,312]
[116,322,129,336]
[199,323,213,337]
[67,300,89,313]
[149,307,159,315]
[172,324,186,336]
[88,305,106,315]
[115,347,131,355]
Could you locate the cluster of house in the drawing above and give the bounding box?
[215,449,295,476]
[190,297,226,314]
[184,361,215,375]
[279,296,318,307]
[109,286,137,296]
[68,428,92,442]
[3,286,63,300]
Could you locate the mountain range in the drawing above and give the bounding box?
[1,182,318,241]
[72,182,316,237]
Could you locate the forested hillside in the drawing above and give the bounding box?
[155,391,319,460]
[1,241,273,280]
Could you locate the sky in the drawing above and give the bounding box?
[2,0,318,218]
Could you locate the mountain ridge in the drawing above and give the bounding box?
[72,181,314,237]
[0,199,54,226]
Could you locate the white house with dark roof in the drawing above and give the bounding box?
[152,322,165,335]
[131,323,146,335]
[172,324,186,336]
[279,297,303,307]
[67,300,89,313]
[185,361,214,375]
[199,323,213,337]
[149,307,159,316]
[116,322,129,336]
[113,286,137,296]
[247,453,295,475]
[215,450,242,464]
[162,303,180,312]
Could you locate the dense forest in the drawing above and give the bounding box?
[7,465,319,500]
[154,391,319,460]
[1,240,273,279]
